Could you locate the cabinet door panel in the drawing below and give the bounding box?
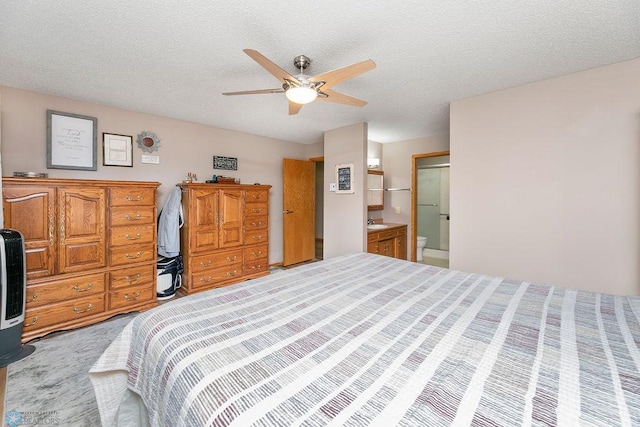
[3,186,56,278]
[58,187,106,273]
[396,234,407,260]
[191,189,219,252]
[219,190,243,248]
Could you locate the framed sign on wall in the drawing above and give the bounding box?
[46,110,97,171]
[335,163,355,194]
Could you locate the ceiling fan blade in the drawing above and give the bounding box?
[223,88,284,96]
[317,89,367,107]
[309,59,376,90]
[289,101,303,115]
[243,49,301,85]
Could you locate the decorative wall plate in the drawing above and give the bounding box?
[136,131,161,153]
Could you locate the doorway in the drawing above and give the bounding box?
[411,152,450,267]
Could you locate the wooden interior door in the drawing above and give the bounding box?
[283,158,315,266]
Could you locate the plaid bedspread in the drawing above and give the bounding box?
[90,253,640,426]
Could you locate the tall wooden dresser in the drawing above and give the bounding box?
[178,182,271,295]
[2,177,160,342]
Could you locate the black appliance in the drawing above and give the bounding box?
[0,229,35,367]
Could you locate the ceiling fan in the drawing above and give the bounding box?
[223,49,376,115]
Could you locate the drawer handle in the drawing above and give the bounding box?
[252,194,261,200]
[252,251,262,257]
[27,316,39,326]
[125,274,141,283]
[225,270,238,277]
[125,252,142,259]
[200,260,212,267]
[73,303,94,314]
[251,222,263,227]
[125,214,142,221]
[73,283,94,292]
[124,292,141,301]
[199,276,212,283]
[125,195,143,202]
[251,264,262,270]
[125,233,142,240]
[226,255,237,262]
[31,292,40,301]
[252,235,264,241]
[252,208,262,213]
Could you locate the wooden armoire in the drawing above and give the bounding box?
[178,182,271,294]
[2,177,160,342]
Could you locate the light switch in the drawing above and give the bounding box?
[395,206,401,214]
[329,183,336,192]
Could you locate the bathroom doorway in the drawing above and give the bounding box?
[411,152,450,267]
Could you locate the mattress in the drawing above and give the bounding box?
[90,253,640,426]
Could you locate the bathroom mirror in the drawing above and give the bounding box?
[367,170,384,210]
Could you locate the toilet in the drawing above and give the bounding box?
[416,236,427,262]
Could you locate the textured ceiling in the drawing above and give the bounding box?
[1,1,639,144]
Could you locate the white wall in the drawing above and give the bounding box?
[0,85,310,264]
[450,58,640,295]
[323,123,367,258]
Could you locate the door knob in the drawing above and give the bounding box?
[283,210,294,214]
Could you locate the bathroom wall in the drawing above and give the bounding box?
[416,166,449,251]
[381,134,450,258]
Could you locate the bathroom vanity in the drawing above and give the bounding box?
[367,223,407,260]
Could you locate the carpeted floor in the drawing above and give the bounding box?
[5,312,137,427]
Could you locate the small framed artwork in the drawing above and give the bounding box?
[103,133,133,167]
[47,110,97,170]
[213,155,238,170]
[335,163,355,194]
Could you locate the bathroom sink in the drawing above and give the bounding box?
[367,224,389,230]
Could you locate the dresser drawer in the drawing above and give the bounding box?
[244,245,268,261]
[110,224,155,246]
[109,243,156,266]
[110,264,155,289]
[245,229,268,244]
[191,249,243,273]
[24,294,106,333]
[110,206,155,226]
[110,187,155,206]
[378,229,400,240]
[191,263,243,289]
[244,258,268,275]
[246,215,268,230]
[109,282,155,310]
[245,202,268,216]
[245,190,267,203]
[26,273,106,308]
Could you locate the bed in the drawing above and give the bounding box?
[90,253,640,426]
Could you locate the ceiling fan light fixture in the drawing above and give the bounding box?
[285,86,318,104]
